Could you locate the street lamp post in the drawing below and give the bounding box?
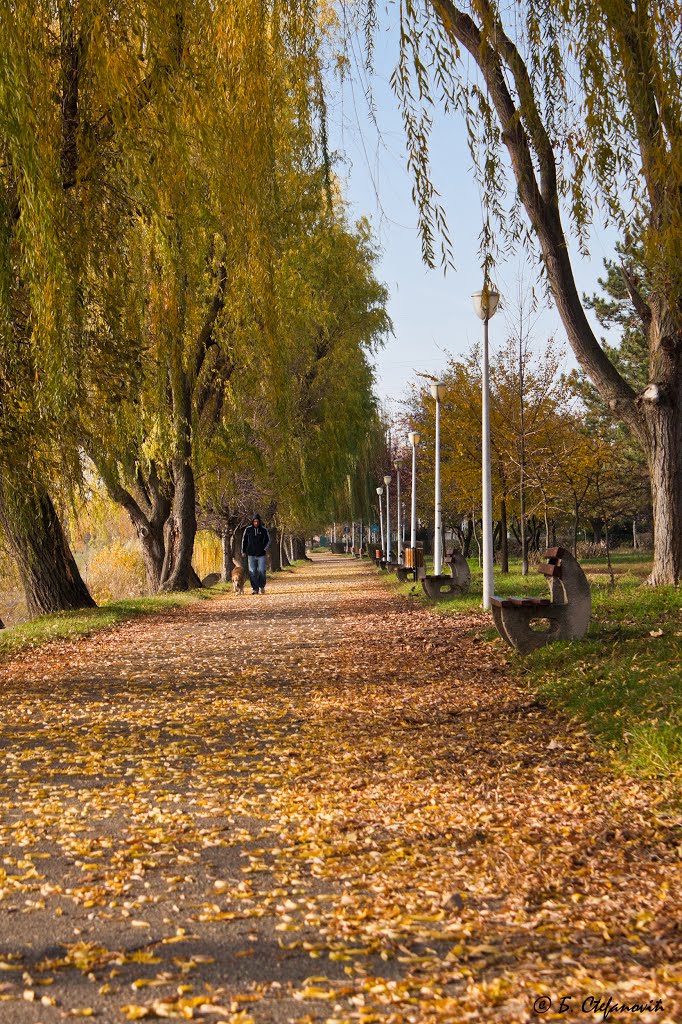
[472,285,501,610]
[394,458,404,564]
[383,474,392,563]
[407,431,421,551]
[430,383,446,576]
[376,486,385,559]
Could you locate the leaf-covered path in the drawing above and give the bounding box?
[0,555,680,1023]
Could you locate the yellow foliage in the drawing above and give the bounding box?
[86,542,146,602]
[192,531,222,581]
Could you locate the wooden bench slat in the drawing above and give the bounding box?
[542,546,567,559]
[537,563,562,577]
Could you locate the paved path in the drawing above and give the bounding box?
[0,555,679,1023]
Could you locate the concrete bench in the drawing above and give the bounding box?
[421,552,471,599]
[491,547,591,654]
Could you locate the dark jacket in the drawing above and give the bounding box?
[242,524,270,557]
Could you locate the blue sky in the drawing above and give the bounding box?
[325,18,619,413]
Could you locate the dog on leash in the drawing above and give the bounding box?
[231,564,246,595]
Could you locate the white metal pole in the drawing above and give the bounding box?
[396,470,402,563]
[385,482,391,562]
[410,441,417,548]
[434,395,442,575]
[378,493,385,557]
[482,316,494,608]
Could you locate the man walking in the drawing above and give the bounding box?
[241,515,271,595]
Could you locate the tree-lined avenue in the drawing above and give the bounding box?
[0,555,679,1022]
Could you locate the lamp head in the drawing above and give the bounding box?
[472,286,501,321]
[383,474,392,486]
[429,381,446,401]
[376,486,383,496]
[393,457,403,470]
[407,430,421,447]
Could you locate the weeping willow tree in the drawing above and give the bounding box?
[197,207,389,564]
[0,0,175,610]
[261,214,389,536]
[372,0,682,584]
[0,0,350,604]
[0,0,387,608]
[88,0,336,590]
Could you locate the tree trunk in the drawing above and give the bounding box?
[160,517,177,585]
[595,478,616,587]
[472,511,482,567]
[160,365,199,593]
[233,529,244,568]
[115,489,170,592]
[292,535,311,561]
[493,520,501,550]
[519,361,528,576]
[160,457,198,591]
[139,525,166,592]
[461,518,473,558]
[499,498,509,573]
[573,497,580,557]
[454,520,474,557]
[268,527,282,572]
[519,477,528,576]
[280,532,292,567]
[221,529,234,582]
[642,399,682,584]
[0,478,96,616]
[96,459,171,593]
[527,515,540,553]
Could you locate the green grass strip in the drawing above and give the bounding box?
[0,585,230,660]
[380,554,682,779]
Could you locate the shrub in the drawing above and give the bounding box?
[576,541,608,559]
[193,531,222,580]
[86,541,147,603]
